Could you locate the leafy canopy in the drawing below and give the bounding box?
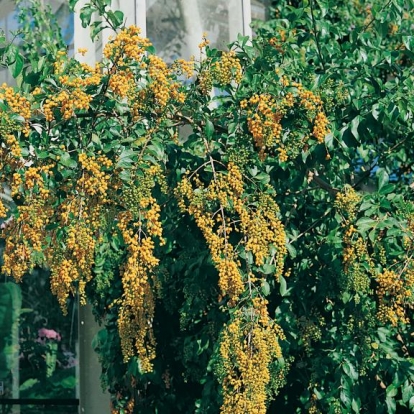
[0,0,414,412]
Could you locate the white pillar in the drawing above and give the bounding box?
[242,0,253,37]
[228,0,246,41]
[79,304,110,414]
[73,0,100,64]
[137,0,147,35]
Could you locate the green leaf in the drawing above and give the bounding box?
[286,243,297,258]
[376,168,389,191]
[261,280,270,296]
[204,120,214,139]
[379,183,394,195]
[36,151,49,159]
[106,10,124,29]
[237,33,250,47]
[351,398,361,413]
[90,21,107,40]
[279,275,287,296]
[386,396,396,414]
[60,375,77,389]
[356,217,376,232]
[402,384,413,403]
[19,378,39,391]
[409,396,414,410]
[113,10,124,26]
[69,0,79,10]
[59,152,77,168]
[386,384,398,398]
[11,53,24,78]
[342,361,358,380]
[80,5,95,28]
[262,264,275,275]
[403,35,414,51]
[116,149,136,168]
[350,115,363,140]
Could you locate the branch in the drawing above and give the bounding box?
[362,0,393,33]
[312,175,339,194]
[288,208,332,245]
[309,0,326,72]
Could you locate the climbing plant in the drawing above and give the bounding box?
[1,0,414,412]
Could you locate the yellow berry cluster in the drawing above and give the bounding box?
[39,53,105,121]
[198,69,213,95]
[49,258,80,313]
[111,398,134,414]
[2,195,52,281]
[176,165,244,301]
[335,187,376,294]
[376,268,414,325]
[176,162,287,304]
[0,115,24,171]
[103,25,151,63]
[334,185,361,221]
[148,55,178,108]
[59,62,102,89]
[243,193,287,274]
[117,210,159,371]
[0,84,31,135]
[218,300,284,414]
[242,94,283,160]
[312,110,330,143]
[298,315,324,353]
[269,30,286,53]
[122,165,166,217]
[292,83,330,142]
[240,85,329,162]
[173,58,195,79]
[2,163,53,280]
[213,51,243,86]
[0,199,7,218]
[2,239,31,281]
[49,222,95,312]
[53,50,67,74]
[341,232,373,293]
[4,134,22,158]
[109,70,134,98]
[43,89,92,121]
[115,167,164,369]
[295,86,323,111]
[77,153,112,198]
[77,47,88,56]
[198,32,210,50]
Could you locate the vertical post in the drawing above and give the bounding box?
[180,0,203,59]
[228,0,245,43]
[242,0,253,37]
[79,304,110,414]
[73,0,97,64]
[135,0,147,36]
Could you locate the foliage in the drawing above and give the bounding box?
[0,0,414,412]
[0,282,21,396]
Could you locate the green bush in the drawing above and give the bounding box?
[0,0,414,412]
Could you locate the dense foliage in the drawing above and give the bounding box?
[1,0,414,412]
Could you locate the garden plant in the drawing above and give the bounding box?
[1,0,414,412]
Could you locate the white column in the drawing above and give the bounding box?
[115,0,135,26]
[180,0,203,58]
[137,0,147,35]
[79,304,111,414]
[73,0,99,65]
[228,0,246,41]
[242,0,252,37]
